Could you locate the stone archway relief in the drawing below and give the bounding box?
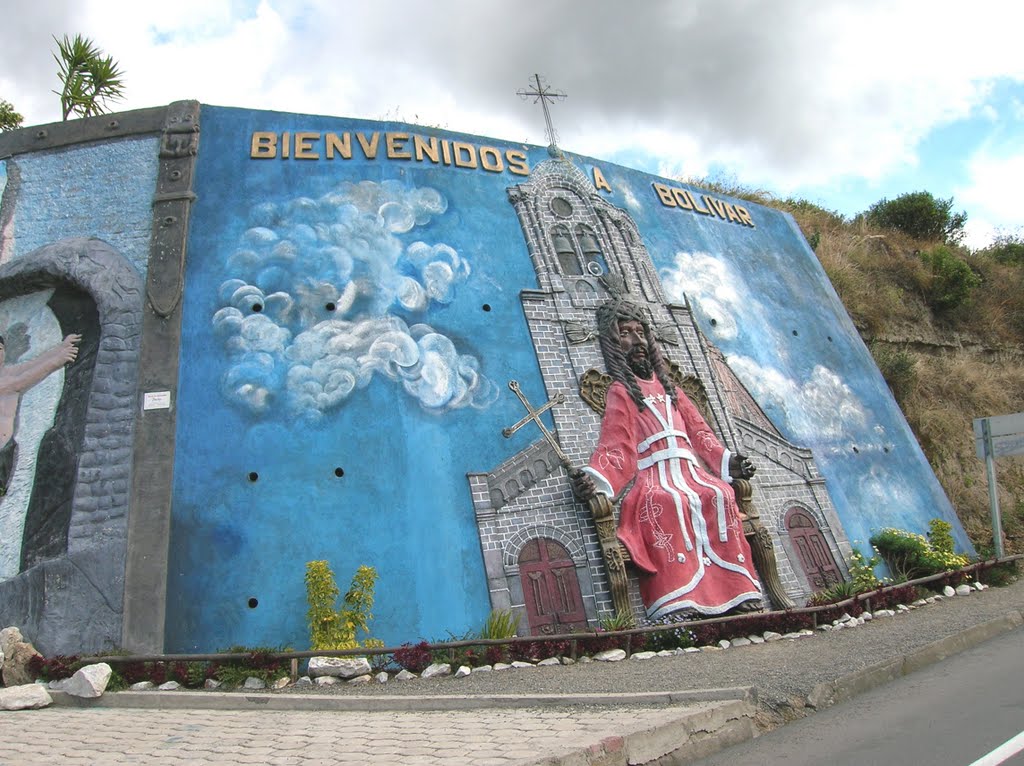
[0,237,142,577]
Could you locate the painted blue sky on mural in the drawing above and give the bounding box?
[167,105,966,653]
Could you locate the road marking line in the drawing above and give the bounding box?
[969,730,1024,766]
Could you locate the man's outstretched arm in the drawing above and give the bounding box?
[0,334,81,393]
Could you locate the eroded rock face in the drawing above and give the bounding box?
[2,641,42,687]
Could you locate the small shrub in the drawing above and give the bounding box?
[688,622,722,647]
[478,609,518,640]
[212,646,289,687]
[976,559,1020,587]
[982,233,1024,266]
[305,561,379,650]
[484,644,509,666]
[642,615,697,652]
[919,245,980,313]
[807,579,857,606]
[871,344,917,403]
[848,547,886,592]
[509,639,572,663]
[27,654,83,681]
[393,641,432,673]
[865,583,920,610]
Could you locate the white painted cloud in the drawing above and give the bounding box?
[214,181,496,419]
[660,251,747,341]
[729,357,868,444]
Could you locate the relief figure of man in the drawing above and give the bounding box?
[0,332,81,494]
[571,299,762,619]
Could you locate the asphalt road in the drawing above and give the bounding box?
[690,626,1024,766]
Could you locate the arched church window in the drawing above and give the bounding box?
[576,225,608,277]
[551,226,582,275]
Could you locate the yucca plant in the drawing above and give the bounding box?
[53,34,125,120]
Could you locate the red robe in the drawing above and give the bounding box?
[583,376,762,619]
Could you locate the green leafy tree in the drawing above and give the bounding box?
[866,191,967,244]
[53,34,125,120]
[0,99,23,132]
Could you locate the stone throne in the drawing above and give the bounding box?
[578,365,796,614]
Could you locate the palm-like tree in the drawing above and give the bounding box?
[53,34,125,120]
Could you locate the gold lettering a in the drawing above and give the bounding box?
[705,196,727,219]
[592,166,611,192]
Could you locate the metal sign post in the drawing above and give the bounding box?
[973,411,1024,558]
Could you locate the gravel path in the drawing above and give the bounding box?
[265,575,1024,718]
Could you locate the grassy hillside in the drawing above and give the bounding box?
[689,180,1024,557]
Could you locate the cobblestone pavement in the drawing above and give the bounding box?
[0,704,700,765]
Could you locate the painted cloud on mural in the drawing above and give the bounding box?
[659,250,874,447]
[213,180,497,420]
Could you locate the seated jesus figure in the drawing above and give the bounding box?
[571,299,762,619]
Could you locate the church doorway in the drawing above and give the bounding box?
[518,537,587,635]
[785,507,842,591]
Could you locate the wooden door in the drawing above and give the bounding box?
[785,508,842,591]
[519,537,587,635]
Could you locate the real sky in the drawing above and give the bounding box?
[2,0,1021,248]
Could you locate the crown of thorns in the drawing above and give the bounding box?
[596,298,648,333]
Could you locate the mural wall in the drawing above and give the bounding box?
[0,102,972,655]
[0,120,159,654]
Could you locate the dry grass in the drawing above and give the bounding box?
[774,196,1024,554]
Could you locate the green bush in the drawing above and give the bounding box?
[866,191,967,244]
[919,245,980,312]
[870,521,970,581]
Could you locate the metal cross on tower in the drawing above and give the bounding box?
[517,74,567,153]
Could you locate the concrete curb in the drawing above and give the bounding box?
[50,685,756,712]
